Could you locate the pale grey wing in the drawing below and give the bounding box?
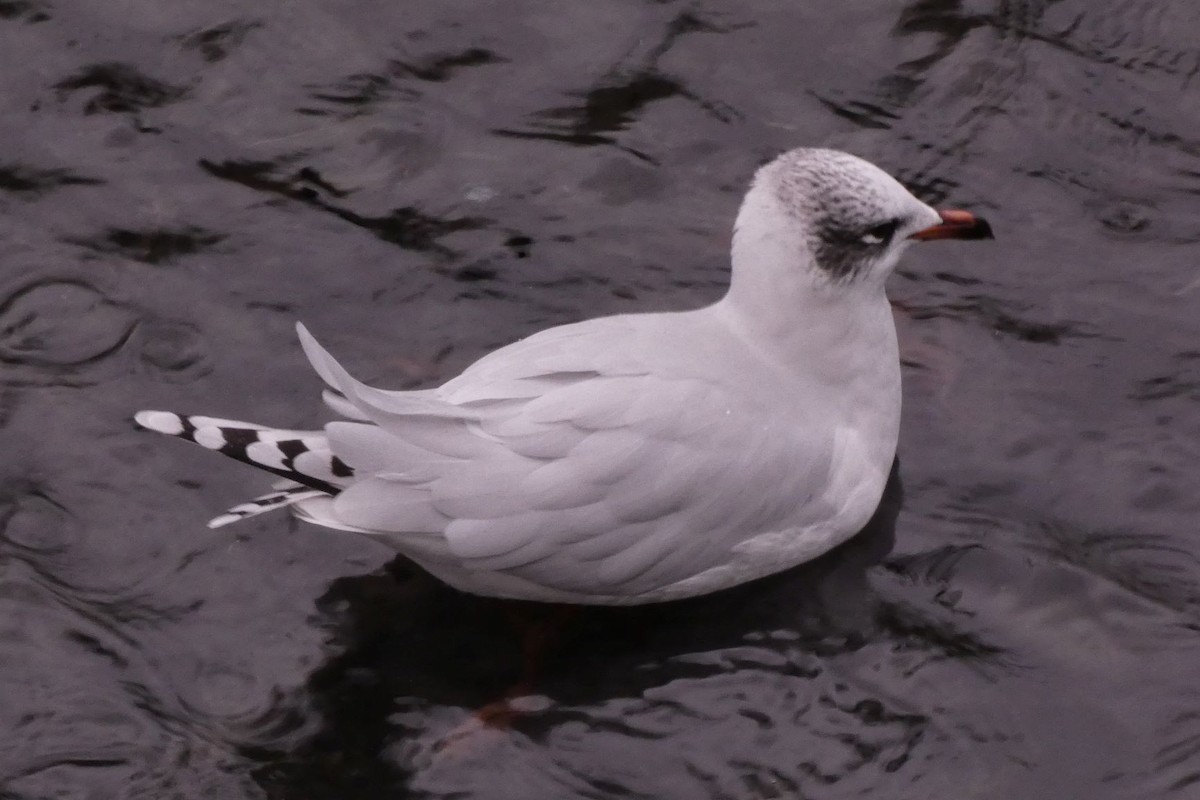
[438,314,657,402]
[438,371,839,596]
[297,320,836,596]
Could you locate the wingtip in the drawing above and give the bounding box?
[134,410,185,435]
[294,320,351,392]
[294,320,327,370]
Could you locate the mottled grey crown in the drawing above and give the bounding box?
[762,148,921,281]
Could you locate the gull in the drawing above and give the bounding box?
[136,147,991,605]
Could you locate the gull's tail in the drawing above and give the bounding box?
[133,410,356,526]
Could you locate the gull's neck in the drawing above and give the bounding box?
[713,275,895,393]
[712,187,895,376]
[708,187,902,484]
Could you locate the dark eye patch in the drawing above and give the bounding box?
[861,218,901,246]
[811,216,904,280]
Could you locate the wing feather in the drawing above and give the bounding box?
[297,323,478,422]
[299,312,838,596]
[331,477,447,533]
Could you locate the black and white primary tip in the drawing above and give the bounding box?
[133,411,353,497]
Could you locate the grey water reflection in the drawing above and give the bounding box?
[249,464,908,799]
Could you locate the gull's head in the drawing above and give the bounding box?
[731,148,992,294]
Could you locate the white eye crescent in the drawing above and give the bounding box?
[860,219,901,246]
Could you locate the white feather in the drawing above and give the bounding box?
[138,147,972,604]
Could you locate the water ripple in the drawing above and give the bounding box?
[492,9,744,160]
[198,158,493,257]
[895,290,1096,346]
[53,62,188,115]
[67,226,225,265]
[0,0,48,24]
[176,18,263,63]
[0,279,137,370]
[0,483,81,554]
[1026,524,1200,619]
[392,47,507,83]
[0,164,102,197]
[1155,694,1200,794]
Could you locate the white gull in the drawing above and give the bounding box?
[136,147,992,604]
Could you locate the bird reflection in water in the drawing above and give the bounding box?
[247,460,902,793]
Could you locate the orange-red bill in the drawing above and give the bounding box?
[910,209,994,241]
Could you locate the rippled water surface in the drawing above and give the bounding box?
[2,1,1199,798]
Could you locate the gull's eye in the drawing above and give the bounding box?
[860,219,900,246]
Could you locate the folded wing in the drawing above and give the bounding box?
[297,319,836,596]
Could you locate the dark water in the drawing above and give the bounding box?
[2,1,1198,797]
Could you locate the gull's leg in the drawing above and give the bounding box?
[473,603,578,727]
[436,603,578,752]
